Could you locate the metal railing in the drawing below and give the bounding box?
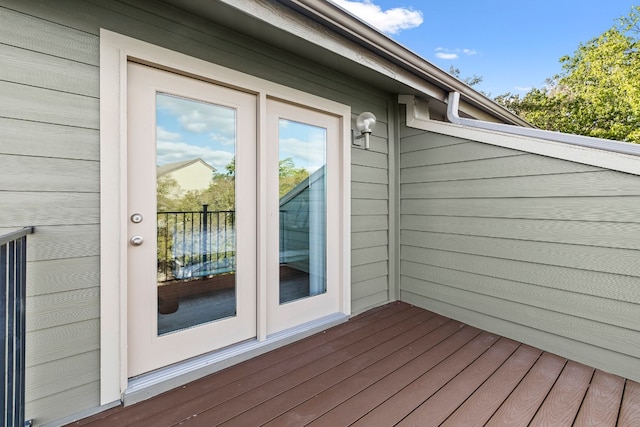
[157,207,235,282]
[1,226,34,427]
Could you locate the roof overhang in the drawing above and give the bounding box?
[159,0,530,126]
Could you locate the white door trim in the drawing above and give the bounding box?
[99,30,351,405]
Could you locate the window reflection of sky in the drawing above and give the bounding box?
[279,119,326,173]
[156,93,236,171]
[155,93,327,173]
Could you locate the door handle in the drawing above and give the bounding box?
[130,235,144,246]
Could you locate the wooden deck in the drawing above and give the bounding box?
[68,302,640,426]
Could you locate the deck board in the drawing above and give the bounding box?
[574,370,625,426]
[441,344,542,426]
[619,380,640,426]
[66,302,640,427]
[529,361,594,426]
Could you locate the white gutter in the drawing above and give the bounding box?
[447,92,640,157]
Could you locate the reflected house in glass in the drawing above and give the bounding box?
[157,158,216,197]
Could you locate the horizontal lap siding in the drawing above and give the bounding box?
[1,0,391,423]
[398,127,640,382]
[352,132,390,312]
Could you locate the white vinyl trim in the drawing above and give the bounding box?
[399,94,640,176]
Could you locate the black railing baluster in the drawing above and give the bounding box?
[156,210,237,282]
[1,226,34,427]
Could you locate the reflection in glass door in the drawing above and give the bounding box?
[127,62,256,378]
[155,93,237,335]
[278,120,327,304]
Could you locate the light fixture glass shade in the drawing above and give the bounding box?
[356,112,377,134]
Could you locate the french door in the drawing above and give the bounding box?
[126,62,342,377]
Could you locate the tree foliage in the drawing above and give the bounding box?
[495,6,640,143]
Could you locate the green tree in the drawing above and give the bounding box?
[449,66,483,87]
[278,157,309,198]
[496,7,640,143]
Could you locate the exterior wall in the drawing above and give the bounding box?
[399,123,640,383]
[0,1,392,424]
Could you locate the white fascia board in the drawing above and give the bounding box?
[399,95,640,176]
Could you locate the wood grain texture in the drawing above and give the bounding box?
[0,117,99,160]
[0,6,99,65]
[400,152,600,183]
[26,287,100,332]
[402,170,640,199]
[401,230,640,277]
[400,141,522,168]
[351,215,388,233]
[573,370,625,426]
[619,380,640,426]
[401,276,640,358]
[441,345,543,426]
[401,262,639,330]
[400,132,466,153]
[0,43,98,96]
[26,350,99,401]
[400,251,640,304]
[26,257,100,296]
[350,332,500,427]
[530,361,594,426]
[352,198,388,216]
[401,197,640,223]
[486,352,567,426]
[402,292,640,385]
[351,261,387,284]
[352,164,388,184]
[264,318,463,427]
[0,192,99,228]
[221,313,447,427]
[351,276,388,300]
[351,230,387,249]
[25,319,99,367]
[66,303,639,427]
[397,338,520,427]
[0,80,98,128]
[401,214,640,250]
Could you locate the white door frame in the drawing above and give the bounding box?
[100,30,351,405]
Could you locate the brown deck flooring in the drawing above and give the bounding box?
[68,302,640,426]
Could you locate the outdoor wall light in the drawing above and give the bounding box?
[353,112,377,150]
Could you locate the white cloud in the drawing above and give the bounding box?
[514,86,532,92]
[436,52,459,60]
[157,127,182,141]
[280,136,326,173]
[435,47,478,60]
[330,0,423,35]
[157,94,236,145]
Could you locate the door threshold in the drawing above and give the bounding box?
[123,312,348,405]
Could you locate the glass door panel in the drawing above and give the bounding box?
[278,120,327,304]
[127,62,256,378]
[155,93,237,335]
[266,98,342,335]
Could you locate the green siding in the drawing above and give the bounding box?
[0,1,392,424]
[398,126,640,383]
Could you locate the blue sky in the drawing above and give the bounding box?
[331,0,638,95]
